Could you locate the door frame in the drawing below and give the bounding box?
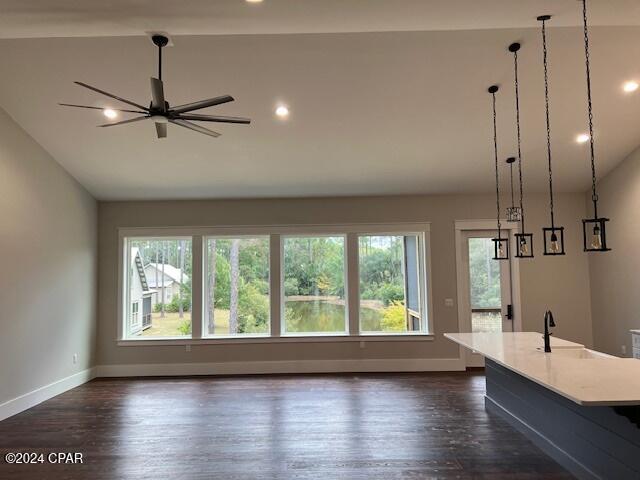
[454,220,522,344]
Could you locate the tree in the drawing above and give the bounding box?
[208,239,217,334]
[229,239,240,334]
[161,241,166,318]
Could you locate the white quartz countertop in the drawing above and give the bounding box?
[445,332,640,406]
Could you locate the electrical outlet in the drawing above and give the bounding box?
[185,344,191,352]
[444,298,454,307]
[72,353,78,364]
[621,345,627,356]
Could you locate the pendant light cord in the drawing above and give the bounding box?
[491,90,502,238]
[541,18,556,229]
[582,0,598,218]
[513,49,526,233]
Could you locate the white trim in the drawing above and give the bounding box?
[116,334,434,346]
[0,368,96,421]
[95,358,463,377]
[117,222,433,344]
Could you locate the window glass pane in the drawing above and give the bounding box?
[125,238,192,338]
[359,234,423,333]
[283,236,346,334]
[205,237,270,336]
[468,237,502,333]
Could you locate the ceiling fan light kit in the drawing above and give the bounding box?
[59,34,250,139]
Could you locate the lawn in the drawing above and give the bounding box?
[141,309,231,337]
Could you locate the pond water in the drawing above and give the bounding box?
[285,300,383,333]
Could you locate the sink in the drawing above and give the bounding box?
[539,348,616,359]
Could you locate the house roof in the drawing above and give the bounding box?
[145,263,189,284]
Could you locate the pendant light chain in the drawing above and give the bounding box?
[513,48,526,233]
[582,0,598,218]
[492,90,502,237]
[541,18,555,228]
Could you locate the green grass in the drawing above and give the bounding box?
[142,310,231,337]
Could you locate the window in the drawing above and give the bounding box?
[120,225,431,342]
[359,234,425,334]
[124,238,192,338]
[204,237,270,337]
[282,236,347,335]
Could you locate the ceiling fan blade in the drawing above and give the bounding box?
[74,81,149,111]
[150,77,166,111]
[155,122,167,139]
[170,119,220,138]
[59,103,147,114]
[98,116,149,127]
[175,113,251,124]
[170,95,234,114]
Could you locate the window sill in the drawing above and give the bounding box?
[117,334,435,346]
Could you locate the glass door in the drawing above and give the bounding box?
[459,231,513,367]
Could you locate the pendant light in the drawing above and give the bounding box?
[489,85,509,260]
[538,15,565,256]
[505,157,522,222]
[580,0,611,252]
[509,42,534,258]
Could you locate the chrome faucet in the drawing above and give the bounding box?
[543,310,556,353]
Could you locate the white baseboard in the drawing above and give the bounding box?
[0,367,96,422]
[95,357,465,377]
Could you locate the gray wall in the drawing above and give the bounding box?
[97,192,593,367]
[0,107,97,405]
[589,145,640,356]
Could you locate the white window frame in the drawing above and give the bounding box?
[202,234,272,339]
[357,232,429,336]
[120,234,194,341]
[280,233,349,337]
[117,223,433,346]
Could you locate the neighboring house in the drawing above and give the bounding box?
[129,248,154,335]
[144,263,189,307]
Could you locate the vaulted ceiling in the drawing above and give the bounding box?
[0,1,639,200]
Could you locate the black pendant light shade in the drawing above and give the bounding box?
[543,226,565,255]
[583,218,609,252]
[508,42,534,259]
[489,85,509,261]
[579,0,611,252]
[505,157,522,222]
[538,15,566,256]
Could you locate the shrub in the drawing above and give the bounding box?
[381,301,406,332]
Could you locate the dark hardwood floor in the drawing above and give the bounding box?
[0,372,573,479]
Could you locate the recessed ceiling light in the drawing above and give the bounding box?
[576,133,590,143]
[103,108,118,119]
[275,105,289,118]
[246,0,263,3]
[623,80,639,93]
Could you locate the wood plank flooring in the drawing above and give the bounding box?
[0,372,574,479]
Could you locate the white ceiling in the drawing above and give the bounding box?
[0,2,639,200]
[1,0,639,38]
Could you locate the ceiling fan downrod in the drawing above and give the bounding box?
[151,34,169,81]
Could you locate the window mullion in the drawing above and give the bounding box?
[346,233,360,336]
[191,235,203,339]
[270,234,281,338]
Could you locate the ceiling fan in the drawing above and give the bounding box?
[59,34,250,139]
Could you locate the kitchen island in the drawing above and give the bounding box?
[445,332,640,480]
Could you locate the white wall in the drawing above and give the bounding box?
[97,192,593,372]
[588,144,640,356]
[0,107,97,408]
